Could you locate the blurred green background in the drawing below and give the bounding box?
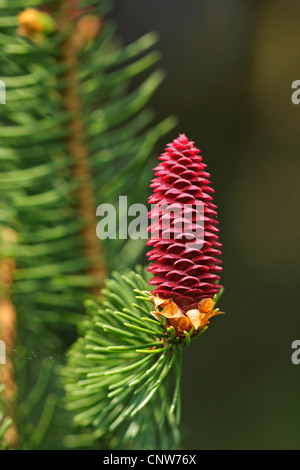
[110,0,300,450]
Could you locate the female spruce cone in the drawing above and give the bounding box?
[147,134,222,318]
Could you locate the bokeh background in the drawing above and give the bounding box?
[110,0,300,450]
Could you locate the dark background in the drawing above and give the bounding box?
[110,0,300,450]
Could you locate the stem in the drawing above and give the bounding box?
[170,346,182,425]
[0,229,18,448]
[58,0,107,291]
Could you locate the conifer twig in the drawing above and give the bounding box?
[58,0,107,291]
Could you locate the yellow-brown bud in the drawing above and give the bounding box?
[17,8,44,35]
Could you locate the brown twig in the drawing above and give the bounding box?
[58,0,107,292]
[0,229,18,448]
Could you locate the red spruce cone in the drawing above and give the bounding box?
[146,134,222,313]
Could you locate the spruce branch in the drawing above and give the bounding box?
[0,0,176,449]
[61,267,182,450]
[62,267,224,450]
[62,134,225,450]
